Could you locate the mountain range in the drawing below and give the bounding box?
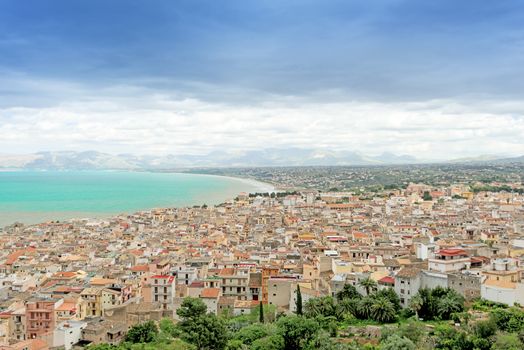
[0,150,522,170]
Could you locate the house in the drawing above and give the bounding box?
[481,258,524,305]
[448,272,482,300]
[428,249,470,273]
[289,285,319,313]
[394,267,421,308]
[80,288,103,317]
[200,288,220,315]
[52,320,87,350]
[233,300,258,316]
[150,275,175,311]
[80,318,125,346]
[25,298,59,340]
[267,277,297,311]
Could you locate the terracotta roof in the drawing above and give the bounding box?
[130,265,149,272]
[53,271,77,278]
[378,276,395,285]
[190,281,205,288]
[437,249,468,256]
[201,288,220,298]
[234,300,259,309]
[5,250,26,265]
[396,267,421,279]
[219,268,235,276]
[56,302,76,311]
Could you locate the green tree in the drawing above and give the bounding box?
[233,323,274,347]
[159,318,179,338]
[472,319,497,339]
[397,318,426,345]
[433,324,473,350]
[492,332,523,350]
[125,321,158,343]
[356,296,374,319]
[374,288,401,312]
[259,301,265,323]
[303,330,343,350]
[336,298,358,319]
[370,297,396,323]
[380,334,416,350]
[176,297,207,320]
[358,277,377,296]
[490,307,524,332]
[409,295,423,319]
[179,313,229,350]
[276,315,320,350]
[336,284,360,301]
[225,339,244,350]
[296,285,303,316]
[251,335,284,350]
[304,296,336,319]
[436,293,464,320]
[313,315,338,337]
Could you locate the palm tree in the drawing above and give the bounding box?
[304,298,323,318]
[304,296,336,318]
[409,295,423,319]
[370,297,396,323]
[359,277,377,296]
[336,284,360,301]
[437,294,464,320]
[336,298,358,319]
[356,296,374,319]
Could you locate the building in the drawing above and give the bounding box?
[394,267,421,308]
[428,249,470,273]
[25,298,58,340]
[150,275,175,311]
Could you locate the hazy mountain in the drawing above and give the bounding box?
[448,154,524,164]
[448,154,506,163]
[0,150,521,170]
[25,151,140,170]
[491,155,524,164]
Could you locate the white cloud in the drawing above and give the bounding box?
[0,78,523,160]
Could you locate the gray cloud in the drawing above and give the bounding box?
[0,77,523,159]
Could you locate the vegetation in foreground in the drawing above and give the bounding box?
[88,287,524,350]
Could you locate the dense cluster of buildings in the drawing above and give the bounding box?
[0,182,524,349]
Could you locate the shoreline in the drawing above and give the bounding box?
[0,171,277,228]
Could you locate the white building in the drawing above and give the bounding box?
[428,249,470,273]
[53,321,87,350]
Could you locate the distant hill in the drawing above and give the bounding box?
[449,154,524,164]
[0,150,521,170]
[0,149,421,170]
[492,155,524,164]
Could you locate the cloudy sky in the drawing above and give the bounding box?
[1,0,523,160]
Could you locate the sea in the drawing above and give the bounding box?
[0,170,273,227]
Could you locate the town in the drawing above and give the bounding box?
[1,173,524,349]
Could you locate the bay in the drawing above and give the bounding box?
[0,170,272,226]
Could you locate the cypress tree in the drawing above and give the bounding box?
[296,285,303,315]
[259,301,264,323]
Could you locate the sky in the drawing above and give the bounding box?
[1,0,523,160]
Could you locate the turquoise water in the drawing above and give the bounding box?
[0,171,270,226]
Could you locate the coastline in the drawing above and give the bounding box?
[186,173,277,193]
[0,171,276,228]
